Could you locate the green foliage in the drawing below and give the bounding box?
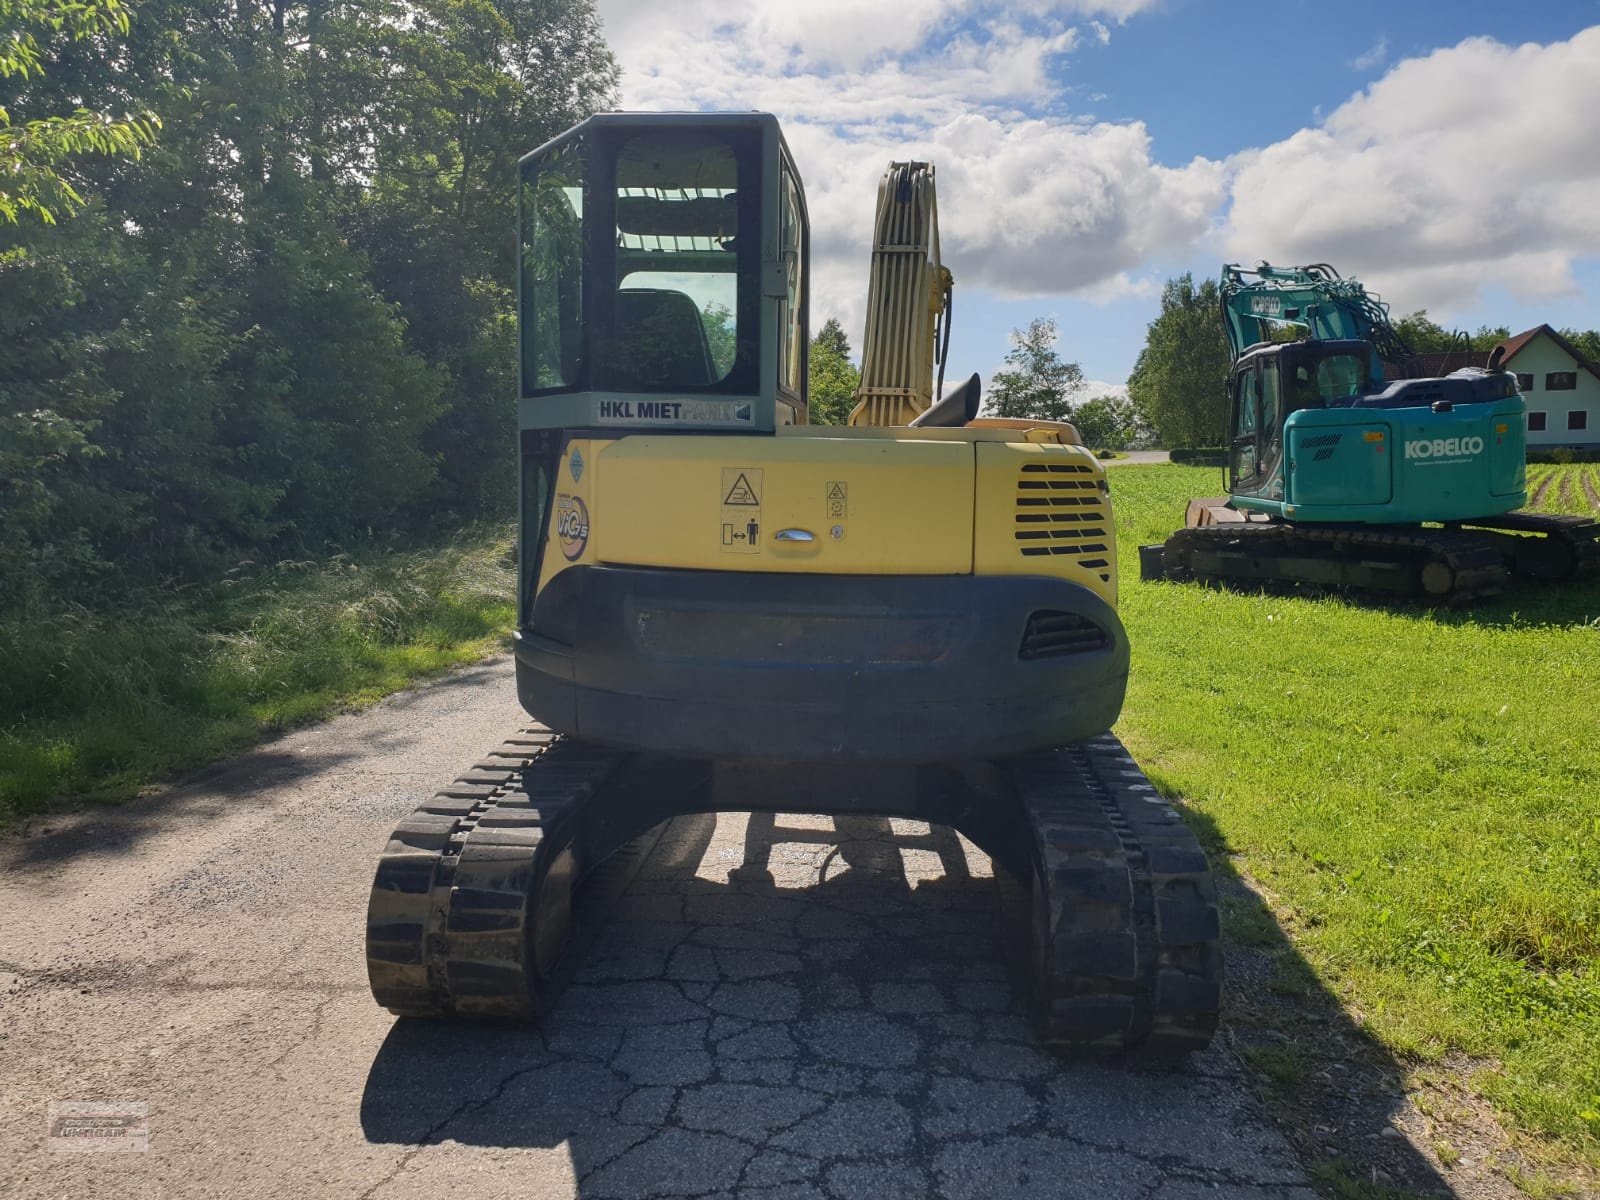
[986,317,1083,421]
[0,0,158,222]
[1525,464,1600,516]
[701,302,736,378]
[807,316,859,426]
[0,529,516,819]
[1069,393,1145,449]
[1127,274,1231,448]
[0,0,617,615]
[1392,310,1510,353]
[1117,464,1600,1159]
[1559,328,1600,365]
[1166,446,1227,466]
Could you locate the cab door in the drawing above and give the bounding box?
[1227,362,1261,495]
[1256,358,1286,499]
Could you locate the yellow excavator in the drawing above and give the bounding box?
[365,112,1221,1051]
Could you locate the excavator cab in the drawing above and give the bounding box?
[1225,338,1380,497]
[518,114,806,433]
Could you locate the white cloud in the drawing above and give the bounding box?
[1082,378,1130,399]
[1224,28,1600,316]
[594,6,1600,346]
[595,0,1222,336]
[1349,35,1388,72]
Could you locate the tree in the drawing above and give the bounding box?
[1392,310,1509,354]
[0,0,158,223]
[1559,328,1600,364]
[1069,394,1146,451]
[807,317,859,426]
[987,317,1083,421]
[1127,274,1231,448]
[0,0,619,613]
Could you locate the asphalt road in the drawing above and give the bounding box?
[1,657,1313,1200]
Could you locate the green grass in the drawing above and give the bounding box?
[0,528,516,821]
[1525,463,1600,516]
[1112,465,1600,1160]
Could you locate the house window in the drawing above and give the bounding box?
[1569,410,1589,432]
[1547,372,1577,390]
[1515,373,1534,391]
[1528,411,1547,431]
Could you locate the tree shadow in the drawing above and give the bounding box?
[361,807,1456,1198]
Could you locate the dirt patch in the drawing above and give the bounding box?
[1557,472,1577,511]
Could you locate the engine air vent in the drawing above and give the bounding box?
[1018,610,1109,660]
[1014,463,1112,582]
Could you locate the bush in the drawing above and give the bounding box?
[1528,447,1600,464]
[1168,447,1228,466]
[0,529,515,819]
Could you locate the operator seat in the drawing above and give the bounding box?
[599,288,717,389]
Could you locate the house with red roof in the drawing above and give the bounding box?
[1493,326,1600,449]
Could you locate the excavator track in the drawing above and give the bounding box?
[1009,735,1222,1052]
[368,728,1222,1054]
[365,728,629,1019]
[1155,522,1508,604]
[1459,510,1600,581]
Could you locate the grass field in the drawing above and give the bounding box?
[0,528,516,821]
[1113,465,1600,1171]
[1526,463,1600,516]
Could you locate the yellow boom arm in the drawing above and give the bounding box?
[849,162,953,427]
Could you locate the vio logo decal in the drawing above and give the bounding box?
[557,494,590,560]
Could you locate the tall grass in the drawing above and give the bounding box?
[1114,466,1600,1162]
[0,528,516,819]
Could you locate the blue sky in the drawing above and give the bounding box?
[596,0,1600,397]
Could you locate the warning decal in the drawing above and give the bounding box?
[720,467,762,554]
[825,480,848,519]
[723,472,761,506]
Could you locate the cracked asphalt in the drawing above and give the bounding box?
[1,657,1314,1199]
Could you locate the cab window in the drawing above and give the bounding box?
[778,165,805,403]
[1260,360,1281,435]
[1234,367,1258,437]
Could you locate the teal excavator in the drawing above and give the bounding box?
[1141,262,1599,601]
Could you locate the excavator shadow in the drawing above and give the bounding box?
[361,808,1454,1197]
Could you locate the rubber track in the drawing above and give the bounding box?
[1161,522,1507,603]
[1462,510,1600,578]
[365,728,626,1019]
[1010,734,1222,1052]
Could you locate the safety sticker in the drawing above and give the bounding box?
[825,480,848,519]
[557,493,589,560]
[720,467,762,554]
